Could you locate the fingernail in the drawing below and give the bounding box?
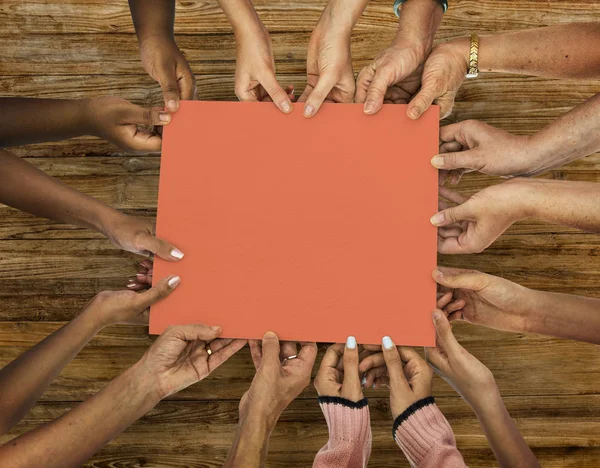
[265,331,278,339]
[281,101,292,113]
[430,212,445,226]
[170,248,184,259]
[127,283,137,288]
[346,336,357,349]
[382,336,394,350]
[167,276,181,288]
[364,100,375,114]
[304,105,315,117]
[136,273,145,278]
[167,100,178,111]
[431,156,445,168]
[211,325,221,332]
[361,376,367,386]
[159,112,170,122]
[408,107,420,119]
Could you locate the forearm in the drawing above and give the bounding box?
[518,178,600,232]
[0,99,95,147]
[0,363,161,468]
[318,0,372,35]
[396,0,444,53]
[0,149,121,235]
[478,23,600,79]
[473,392,540,468]
[224,411,273,467]
[527,92,600,172]
[128,0,175,42]
[216,0,264,37]
[0,310,103,434]
[526,289,600,344]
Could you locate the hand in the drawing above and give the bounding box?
[433,267,536,334]
[85,274,180,327]
[432,182,530,254]
[433,120,539,185]
[139,35,196,111]
[127,260,154,291]
[425,310,498,410]
[103,212,185,261]
[139,324,246,399]
[355,39,425,115]
[234,24,293,113]
[85,96,171,153]
[314,337,363,402]
[299,14,355,117]
[241,332,317,428]
[409,37,470,120]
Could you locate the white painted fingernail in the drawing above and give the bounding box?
[168,276,181,288]
[346,336,357,349]
[127,283,136,288]
[170,248,184,259]
[372,383,376,389]
[361,376,367,386]
[382,336,394,350]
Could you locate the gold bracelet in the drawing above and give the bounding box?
[466,33,479,79]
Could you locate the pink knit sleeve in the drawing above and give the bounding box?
[393,397,466,468]
[312,397,372,468]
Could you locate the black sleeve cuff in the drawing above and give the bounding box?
[318,396,369,409]
[392,396,436,437]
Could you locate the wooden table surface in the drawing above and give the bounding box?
[1,0,599,466]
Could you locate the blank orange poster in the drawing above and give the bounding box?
[150,101,438,346]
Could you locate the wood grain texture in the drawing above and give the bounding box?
[1,0,599,466]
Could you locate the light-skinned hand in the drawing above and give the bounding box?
[425,310,498,411]
[241,332,317,428]
[434,120,540,185]
[86,274,180,327]
[139,35,197,111]
[140,324,246,399]
[85,96,171,153]
[432,182,530,254]
[314,337,364,402]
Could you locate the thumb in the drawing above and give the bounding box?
[363,66,396,115]
[135,274,181,310]
[432,309,460,353]
[432,268,489,292]
[261,331,281,367]
[431,148,483,171]
[430,204,470,227]
[259,71,293,114]
[303,74,337,118]
[135,232,185,262]
[407,76,443,120]
[126,104,171,127]
[156,66,181,112]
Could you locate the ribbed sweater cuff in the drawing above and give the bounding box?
[318,397,371,442]
[393,397,457,466]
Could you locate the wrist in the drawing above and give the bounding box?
[396,0,444,55]
[123,360,164,407]
[318,0,366,37]
[240,401,281,432]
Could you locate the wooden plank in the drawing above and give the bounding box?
[1,0,599,35]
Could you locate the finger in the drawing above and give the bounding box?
[261,331,281,367]
[431,149,483,172]
[407,77,443,120]
[354,65,373,104]
[341,336,362,400]
[303,74,338,118]
[373,375,390,389]
[126,104,171,127]
[358,352,385,374]
[439,186,470,204]
[280,341,299,360]
[363,365,387,387]
[207,339,247,373]
[445,299,466,314]
[398,347,431,395]
[139,259,153,271]
[436,291,453,310]
[249,340,262,370]
[297,341,319,370]
[259,72,293,114]
[381,336,411,391]
[136,232,185,262]
[320,343,344,369]
[134,275,181,310]
[438,226,463,239]
[363,66,395,115]
[178,68,197,101]
[430,203,470,227]
[165,323,222,343]
[439,141,463,154]
[432,268,489,292]
[432,309,461,354]
[156,66,182,112]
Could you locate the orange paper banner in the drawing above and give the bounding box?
[150,101,438,346]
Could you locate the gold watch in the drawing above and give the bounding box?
[466,33,479,79]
